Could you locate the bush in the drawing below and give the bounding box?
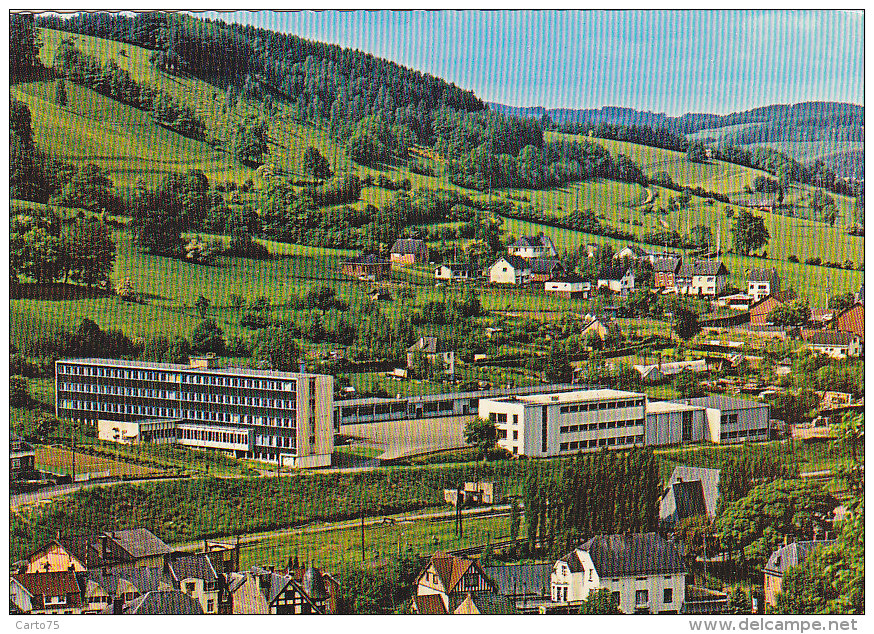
[240,311,271,330]
[805,257,822,266]
[10,375,31,407]
[224,231,269,259]
[787,254,799,263]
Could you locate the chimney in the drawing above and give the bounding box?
[113,597,125,614]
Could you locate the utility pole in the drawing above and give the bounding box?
[360,504,365,564]
[71,420,76,483]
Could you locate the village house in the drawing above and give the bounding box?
[802,330,863,358]
[748,290,797,327]
[633,359,707,384]
[597,264,635,294]
[580,316,614,341]
[10,432,37,481]
[507,234,558,259]
[545,273,590,297]
[529,258,565,283]
[834,302,864,343]
[746,268,781,303]
[659,466,721,529]
[488,254,532,286]
[389,238,429,265]
[101,589,204,615]
[407,336,456,376]
[551,533,687,614]
[339,253,392,281]
[613,244,647,261]
[483,563,552,613]
[24,529,172,574]
[653,257,681,290]
[715,293,754,311]
[434,262,478,282]
[11,571,84,615]
[412,552,507,614]
[227,564,335,614]
[675,260,729,296]
[763,541,836,609]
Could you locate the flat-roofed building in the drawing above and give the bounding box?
[478,389,646,457]
[645,401,707,446]
[56,357,333,468]
[678,395,770,444]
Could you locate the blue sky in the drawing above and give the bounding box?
[203,10,862,116]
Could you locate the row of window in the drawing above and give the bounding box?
[180,428,248,445]
[60,383,298,409]
[254,434,296,448]
[58,365,297,391]
[560,419,643,434]
[559,399,644,414]
[559,435,643,451]
[721,428,768,440]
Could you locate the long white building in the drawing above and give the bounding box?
[479,389,646,457]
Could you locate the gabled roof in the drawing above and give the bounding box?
[483,563,552,598]
[678,260,728,277]
[511,235,555,250]
[452,591,517,614]
[747,268,779,283]
[390,238,428,255]
[557,550,584,573]
[12,571,82,605]
[414,593,447,614]
[764,541,837,576]
[408,336,448,354]
[615,244,647,257]
[662,466,721,521]
[598,264,632,281]
[803,330,857,346]
[109,529,172,559]
[426,552,496,594]
[167,553,218,584]
[576,532,686,578]
[672,480,708,520]
[494,254,531,270]
[547,273,587,284]
[834,303,864,340]
[121,590,204,615]
[80,565,171,597]
[529,258,564,274]
[653,257,681,273]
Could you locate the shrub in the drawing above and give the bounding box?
[787,254,799,263]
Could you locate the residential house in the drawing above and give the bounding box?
[808,308,835,328]
[614,244,647,261]
[488,254,532,286]
[580,316,614,341]
[597,264,635,294]
[435,262,478,282]
[11,571,84,615]
[507,234,558,259]
[452,592,518,614]
[25,529,172,574]
[530,258,565,283]
[802,330,862,359]
[716,293,754,311]
[677,395,770,444]
[168,552,225,614]
[407,336,456,376]
[78,565,173,614]
[484,563,552,613]
[390,238,429,265]
[834,303,864,343]
[339,253,391,281]
[659,466,721,528]
[11,433,37,481]
[633,359,707,384]
[675,260,729,296]
[747,268,781,303]
[748,290,797,327]
[545,274,590,297]
[551,533,686,614]
[855,284,864,305]
[228,565,332,614]
[101,590,204,615]
[653,257,681,290]
[412,552,503,614]
[763,541,836,609]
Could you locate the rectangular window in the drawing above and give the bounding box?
[664,588,673,604]
[636,590,649,606]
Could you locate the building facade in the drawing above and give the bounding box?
[747,268,781,303]
[479,389,646,458]
[680,395,770,444]
[56,357,334,468]
[488,255,532,285]
[507,235,558,259]
[645,401,707,446]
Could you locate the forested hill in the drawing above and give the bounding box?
[35,11,486,122]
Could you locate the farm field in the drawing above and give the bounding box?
[35,445,161,478]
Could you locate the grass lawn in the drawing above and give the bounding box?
[35,444,160,478]
[238,511,514,571]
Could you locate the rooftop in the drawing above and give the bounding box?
[572,532,686,577]
[58,358,326,380]
[646,400,706,414]
[681,394,769,411]
[489,388,644,406]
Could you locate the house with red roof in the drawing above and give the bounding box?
[11,571,84,614]
[412,552,511,614]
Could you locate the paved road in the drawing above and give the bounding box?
[171,503,512,552]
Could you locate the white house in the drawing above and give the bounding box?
[406,336,456,376]
[633,359,707,384]
[802,330,862,358]
[488,255,532,286]
[435,263,478,282]
[747,268,781,303]
[613,244,647,261]
[545,274,590,296]
[507,235,558,259]
[479,389,646,458]
[551,533,687,614]
[597,264,635,294]
[675,260,729,296]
